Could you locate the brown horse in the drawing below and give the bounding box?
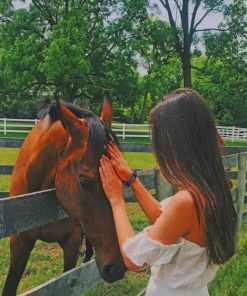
[3,91,126,296]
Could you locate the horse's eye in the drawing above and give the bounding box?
[79,176,92,189]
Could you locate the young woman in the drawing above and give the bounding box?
[99,88,237,296]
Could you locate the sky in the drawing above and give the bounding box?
[150,0,224,29]
[13,0,225,30]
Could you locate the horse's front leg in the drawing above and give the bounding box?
[2,234,36,296]
[83,238,94,263]
[60,224,82,271]
[78,232,94,263]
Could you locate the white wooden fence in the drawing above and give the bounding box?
[0,118,247,141]
[217,126,247,141]
[0,118,39,135]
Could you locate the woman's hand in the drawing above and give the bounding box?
[108,142,132,182]
[99,155,124,206]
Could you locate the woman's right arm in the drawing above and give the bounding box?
[108,142,162,223]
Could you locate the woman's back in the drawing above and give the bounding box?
[123,196,219,296]
[176,190,206,247]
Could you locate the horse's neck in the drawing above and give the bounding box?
[10,120,69,195]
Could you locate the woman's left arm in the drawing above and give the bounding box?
[99,155,145,272]
[99,156,194,271]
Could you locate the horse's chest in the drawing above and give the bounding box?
[37,218,78,243]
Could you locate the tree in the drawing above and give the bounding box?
[156,0,228,87]
[194,0,247,126]
[134,18,180,122]
[109,68,142,123]
[192,54,247,126]
[0,0,148,117]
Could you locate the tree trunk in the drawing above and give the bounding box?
[63,84,76,102]
[131,105,135,123]
[181,0,192,88]
[141,90,148,123]
[182,53,192,88]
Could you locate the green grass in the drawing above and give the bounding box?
[208,223,247,296]
[0,149,20,193]
[224,140,247,147]
[123,152,155,169]
[0,176,10,192]
[0,239,65,294]
[0,148,20,165]
[83,269,150,296]
[0,133,27,138]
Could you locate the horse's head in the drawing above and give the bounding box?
[55,91,126,283]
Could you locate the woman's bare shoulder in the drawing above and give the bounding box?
[148,190,196,244]
[168,190,195,214]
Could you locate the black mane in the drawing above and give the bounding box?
[37,102,119,160]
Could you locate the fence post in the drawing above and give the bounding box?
[155,169,173,201]
[34,119,38,125]
[235,153,247,243]
[3,118,7,135]
[231,126,235,142]
[122,123,125,140]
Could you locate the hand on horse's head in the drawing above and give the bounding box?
[108,142,132,182]
[99,155,124,206]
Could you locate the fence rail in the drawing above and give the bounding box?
[0,118,247,141]
[0,153,247,295]
[20,260,101,296]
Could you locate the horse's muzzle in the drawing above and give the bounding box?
[101,260,126,283]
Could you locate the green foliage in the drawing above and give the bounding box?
[192,0,247,126]
[130,18,182,122]
[0,0,246,126]
[0,0,149,116]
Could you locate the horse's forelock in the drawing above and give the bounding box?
[86,115,119,161]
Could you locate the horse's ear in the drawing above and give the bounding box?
[100,90,113,128]
[55,95,87,137]
[216,129,225,147]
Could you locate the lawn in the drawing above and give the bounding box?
[225,140,247,147]
[0,148,247,295]
[0,148,20,165]
[208,222,247,296]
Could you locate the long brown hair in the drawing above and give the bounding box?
[150,88,237,264]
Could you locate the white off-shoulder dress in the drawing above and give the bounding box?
[122,197,219,296]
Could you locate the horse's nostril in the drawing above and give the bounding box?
[103,263,115,277]
[101,261,126,283]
